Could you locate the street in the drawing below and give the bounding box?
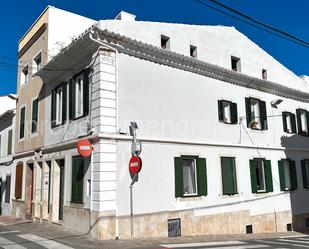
[0,221,309,249]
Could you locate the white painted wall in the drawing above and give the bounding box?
[47,7,96,59]
[97,20,307,92]
[115,53,309,218]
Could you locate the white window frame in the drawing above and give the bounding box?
[250,98,261,129]
[30,96,39,136]
[75,75,84,119]
[55,86,63,126]
[222,101,232,124]
[256,159,266,192]
[300,109,308,133]
[32,51,42,76]
[283,160,292,191]
[182,158,198,196]
[20,65,29,86]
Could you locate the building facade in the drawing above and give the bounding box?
[12,8,309,240]
[0,95,16,216]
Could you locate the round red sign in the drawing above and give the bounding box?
[129,155,142,174]
[77,139,93,157]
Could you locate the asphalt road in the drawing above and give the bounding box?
[0,222,309,249]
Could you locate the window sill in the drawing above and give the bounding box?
[178,196,204,201]
[220,193,239,198]
[69,202,84,208]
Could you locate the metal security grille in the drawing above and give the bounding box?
[168,218,181,237]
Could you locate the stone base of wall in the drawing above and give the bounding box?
[63,205,91,234]
[116,209,293,239]
[11,200,26,218]
[292,212,309,232]
[89,210,116,240]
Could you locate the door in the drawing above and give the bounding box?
[25,163,34,220]
[0,178,2,215]
[59,160,65,221]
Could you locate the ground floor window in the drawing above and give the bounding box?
[221,157,237,195]
[249,158,273,193]
[5,175,11,203]
[174,156,207,198]
[278,159,297,191]
[71,156,90,204]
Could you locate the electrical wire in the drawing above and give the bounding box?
[194,0,309,48]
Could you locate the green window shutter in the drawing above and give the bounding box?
[51,90,56,128]
[291,113,297,133]
[282,112,287,132]
[62,84,67,124]
[31,98,38,133]
[290,160,297,190]
[221,157,237,195]
[245,98,252,128]
[218,100,223,122]
[259,100,268,130]
[278,160,286,191]
[197,157,207,196]
[231,103,238,124]
[69,79,75,120]
[71,156,85,203]
[174,157,183,198]
[249,159,257,193]
[301,160,308,188]
[83,70,90,116]
[296,109,302,135]
[7,130,12,155]
[264,160,273,192]
[19,107,25,139]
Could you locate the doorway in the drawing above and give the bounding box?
[59,160,65,221]
[25,163,34,220]
[52,159,65,222]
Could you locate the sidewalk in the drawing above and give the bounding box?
[0,216,31,226]
[2,217,309,249]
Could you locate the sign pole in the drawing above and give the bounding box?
[129,173,138,239]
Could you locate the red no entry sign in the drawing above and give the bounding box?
[77,139,93,157]
[129,155,142,174]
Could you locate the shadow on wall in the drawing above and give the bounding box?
[281,134,309,232]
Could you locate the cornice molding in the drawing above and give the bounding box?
[92,27,309,103]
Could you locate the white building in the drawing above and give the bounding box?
[0,94,16,216]
[13,8,309,240]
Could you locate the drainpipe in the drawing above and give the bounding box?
[88,31,120,239]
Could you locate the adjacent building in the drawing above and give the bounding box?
[12,7,309,240]
[0,94,17,216]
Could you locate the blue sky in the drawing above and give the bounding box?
[0,0,308,95]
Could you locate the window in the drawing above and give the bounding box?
[296,109,309,136]
[278,159,297,191]
[31,98,39,134]
[218,100,238,124]
[71,156,90,204]
[250,158,273,193]
[161,35,170,50]
[19,106,26,139]
[15,164,23,199]
[221,157,237,195]
[190,45,197,58]
[32,52,42,75]
[51,84,67,127]
[75,75,84,118]
[301,160,309,189]
[69,70,89,120]
[174,156,207,198]
[282,112,296,134]
[0,135,1,157]
[231,56,241,72]
[20,65,29,86]
[7,129,12,155]
[245,97,267,130]
[262,69,267,80]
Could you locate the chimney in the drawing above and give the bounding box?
[114,11,136,21]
